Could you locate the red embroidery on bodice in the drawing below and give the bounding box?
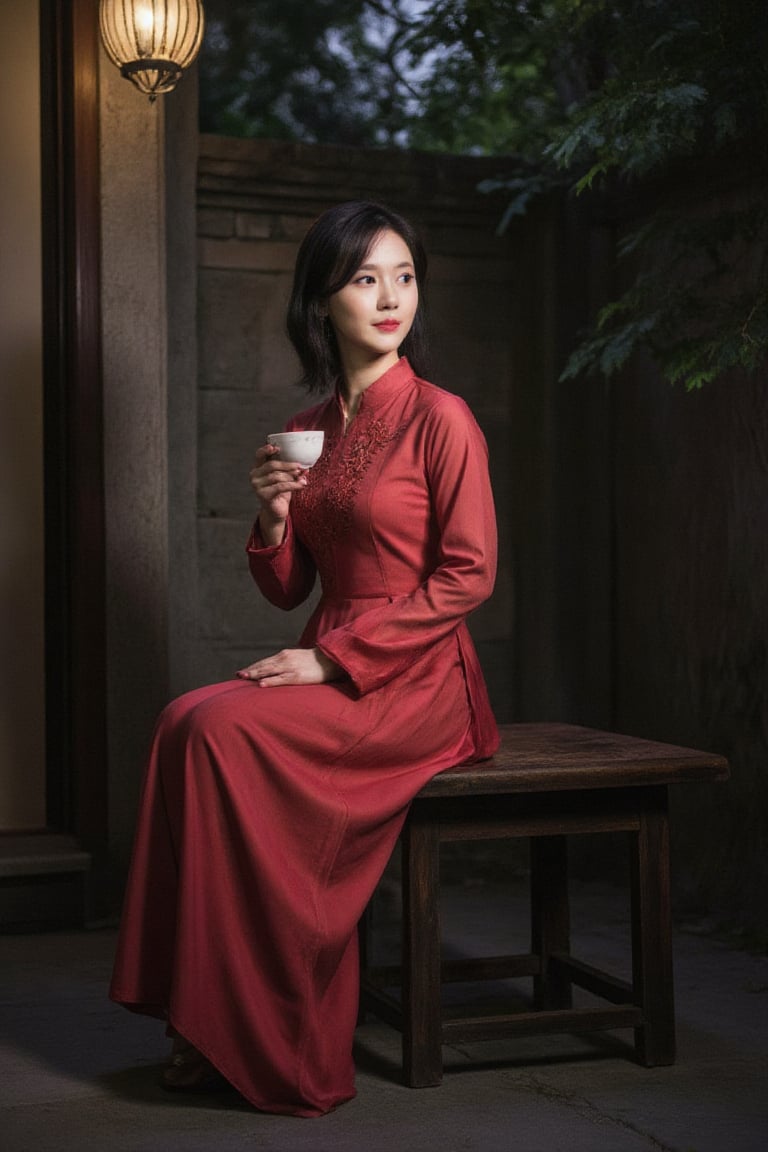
[292,415,402,589]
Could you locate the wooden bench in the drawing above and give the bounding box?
[358,722,729,1087]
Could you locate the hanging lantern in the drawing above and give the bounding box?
[99,1,205,101]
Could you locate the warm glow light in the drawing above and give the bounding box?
[135,6,155,33]
[99,0,205,100]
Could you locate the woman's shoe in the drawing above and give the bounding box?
[161,1037,219,1092]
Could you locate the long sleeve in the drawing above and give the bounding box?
[246,516,317,609]
[317,396,497,695]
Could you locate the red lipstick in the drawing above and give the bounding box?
[374,320,400,332]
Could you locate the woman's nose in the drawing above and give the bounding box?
[378,280,398,309]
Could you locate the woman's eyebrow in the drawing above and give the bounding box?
[357,260,415,271]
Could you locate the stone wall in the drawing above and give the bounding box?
[190,135,767,935]
[192,135,553,721]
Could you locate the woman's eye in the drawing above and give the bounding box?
[399,273,414,284]
[354,274,376,285]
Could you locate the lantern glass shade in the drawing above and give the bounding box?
[99,1,205,99]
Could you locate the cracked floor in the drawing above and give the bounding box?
[1,878,766,1152]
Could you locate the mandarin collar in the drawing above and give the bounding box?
[335,357,415,419]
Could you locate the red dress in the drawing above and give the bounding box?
[109,358,498,1116]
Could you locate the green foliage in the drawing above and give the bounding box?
[199,1,566,154]
[199,0,768,388]
[199,0,389,146]
[560,196,768,388]
[566,0,767,388]
[445,0,768,388]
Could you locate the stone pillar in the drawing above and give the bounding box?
[99,56,171,868]
[165,71,202,696]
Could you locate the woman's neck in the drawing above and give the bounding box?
[340,350,400,414]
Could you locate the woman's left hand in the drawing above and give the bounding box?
[236,647,342,687]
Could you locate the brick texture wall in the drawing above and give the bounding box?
[193,135,550,720]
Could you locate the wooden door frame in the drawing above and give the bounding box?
[40,0,107,851]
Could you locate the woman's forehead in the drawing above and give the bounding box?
[358,229,414,267]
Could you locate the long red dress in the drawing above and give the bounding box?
[109,357,498,1116]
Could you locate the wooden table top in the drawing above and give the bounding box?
[419,723,730,797]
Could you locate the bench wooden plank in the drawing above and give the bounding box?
[419,723,729,796]
[441,1004,644,1044]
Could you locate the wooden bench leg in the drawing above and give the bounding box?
[402,814,442,1087]
[631,790,675,1066]
[530,834,572,1010]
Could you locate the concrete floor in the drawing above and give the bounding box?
[1,878,767,1152]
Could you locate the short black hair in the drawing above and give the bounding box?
[287,201,429,393]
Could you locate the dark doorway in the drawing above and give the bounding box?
[39,0,107,864]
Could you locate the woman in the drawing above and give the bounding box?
[109,200,499,1117]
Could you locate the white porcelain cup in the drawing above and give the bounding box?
[267,430,325,468]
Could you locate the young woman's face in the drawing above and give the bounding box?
[326,229,418,375]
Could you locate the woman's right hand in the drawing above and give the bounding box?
[249,444,308,545]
